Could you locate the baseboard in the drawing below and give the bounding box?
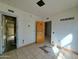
[17,42,35,49]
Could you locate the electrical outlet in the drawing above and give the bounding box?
[22,40,24,44]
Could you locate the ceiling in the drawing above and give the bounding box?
[0,0,77,18]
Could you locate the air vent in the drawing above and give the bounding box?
[37,0,45,7]
[60,17,74,21]
[8,9,14,13]
[46,17,49,20]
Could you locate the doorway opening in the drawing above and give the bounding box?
[45,21,51,43]
[2,15,17,52]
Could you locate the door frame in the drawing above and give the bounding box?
[35,20,52,43]
[1,14,17,53]
[44,20,52,44]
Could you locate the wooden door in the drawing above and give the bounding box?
[36,21,45,43]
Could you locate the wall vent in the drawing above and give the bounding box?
[46,17,49,20]
[60,17,74,21]
[8,9,14,13]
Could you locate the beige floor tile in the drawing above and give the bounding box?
[1,40,78,59]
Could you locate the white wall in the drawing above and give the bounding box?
[0,2,40,54]
[51,7,78,52]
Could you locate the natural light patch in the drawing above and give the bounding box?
[66,45,71,48]
[3,35,6,39]
[8,36,14,40]
[10,36,14,38]
[57,53,65,59]
[61,34,73,47]
[52,45,59,56]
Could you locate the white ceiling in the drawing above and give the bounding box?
[0,0,77,18]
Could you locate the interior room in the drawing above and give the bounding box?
[0,0,78,59]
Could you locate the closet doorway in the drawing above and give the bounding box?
[2,15,17,52]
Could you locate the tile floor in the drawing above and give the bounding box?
[0,40,78,59]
